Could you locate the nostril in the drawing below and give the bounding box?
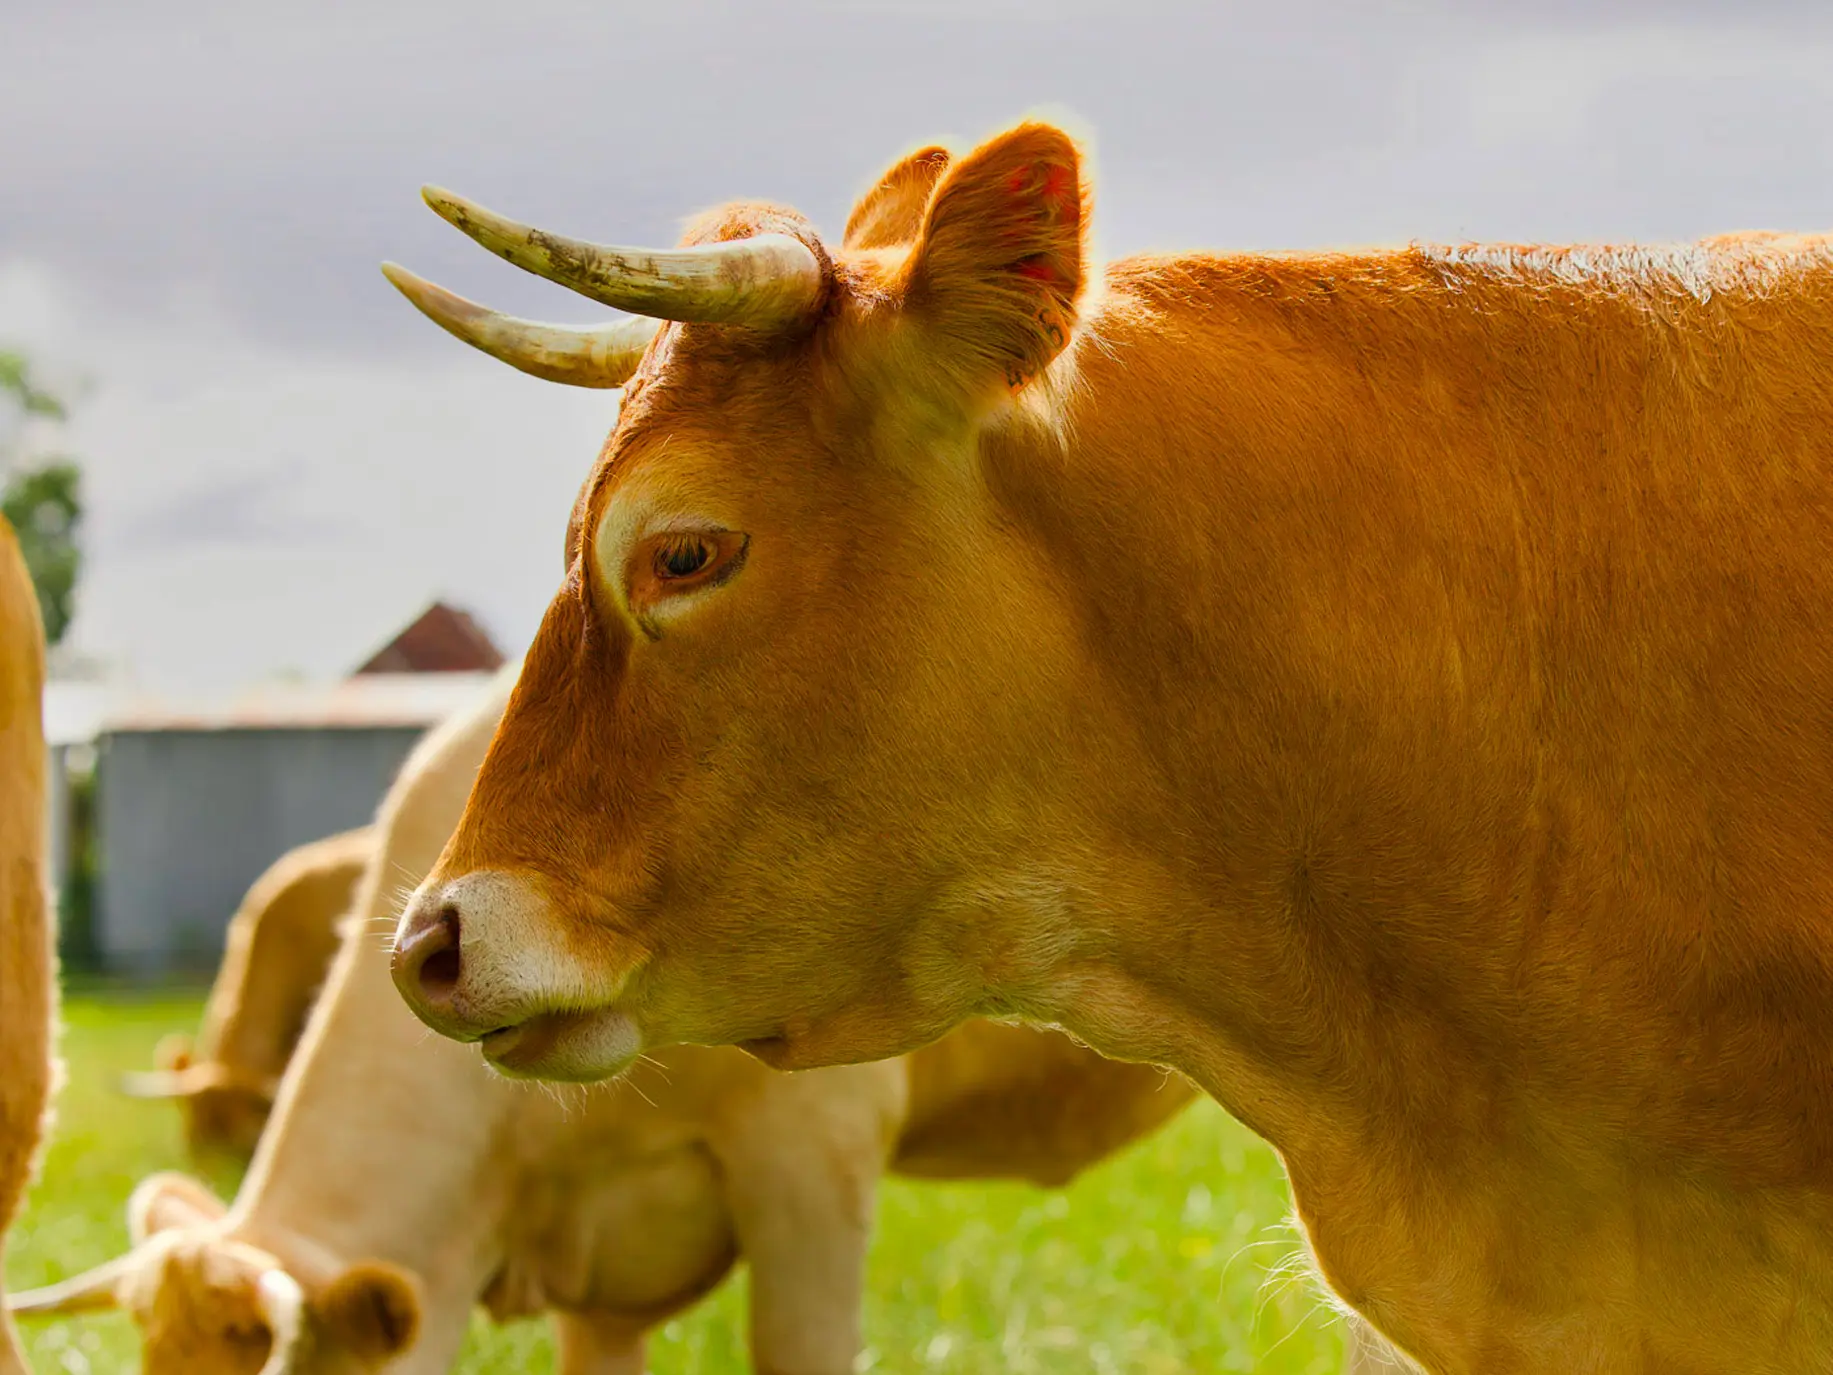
[420,926,461,995]
[398,904,463,1003]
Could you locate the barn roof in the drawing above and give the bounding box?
[50,602,512,738]
[93,671,498,734]
[352,601,505,675]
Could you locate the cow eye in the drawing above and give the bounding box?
[629,528,749,616]
[655,535,712,580]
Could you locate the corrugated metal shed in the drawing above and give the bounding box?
[91,671,497,974]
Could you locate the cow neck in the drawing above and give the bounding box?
[978,244,1833,1371]
[227,914,516,1330]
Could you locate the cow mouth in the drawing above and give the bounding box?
[478,1007,642,1082]
[479,1023,532,1057]
[737,1034,795,1068]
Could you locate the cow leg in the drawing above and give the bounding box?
[709,1076,891,1375]
[551,1309,648,1375]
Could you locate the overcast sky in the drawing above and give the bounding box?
[5,0,1832,695]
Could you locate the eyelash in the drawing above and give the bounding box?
[654,534,713,580]
[628,529,749,616]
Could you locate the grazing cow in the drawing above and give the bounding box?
[0,514,51,1375]
[122,826,375,1160]
[379,119,1833,1374]
[13,661,1195,1373]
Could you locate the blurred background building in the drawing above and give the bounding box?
[45,601,502,975]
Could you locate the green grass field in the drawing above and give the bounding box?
[7,992,1352,1373]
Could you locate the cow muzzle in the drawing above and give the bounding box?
[391,869,645,1081]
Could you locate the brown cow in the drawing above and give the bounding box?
[0,514,51,1375]
[15,661,1196,1373]
[379,120,1833,1374]
[122,826,374,1160]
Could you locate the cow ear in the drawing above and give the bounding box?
[127,1172,227,1243]
[898,120,1088,403]
[316,1260,423,1363]
[844,145,951,250]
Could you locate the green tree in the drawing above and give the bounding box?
[0,350,84,646]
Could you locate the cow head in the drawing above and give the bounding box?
[388,121,1098,1081]
[119,1033,279,1161]
[7,1174,422,1373]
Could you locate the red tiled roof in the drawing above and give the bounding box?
[353,602,505,675]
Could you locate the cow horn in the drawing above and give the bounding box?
[118,1068,193,1098]
[118,1065,216,1098]
[419,185,824,328]
[254,1268,309,1375]
[7,1253,138,1315]
[379,264,660,388]
[117,1063,279,1101]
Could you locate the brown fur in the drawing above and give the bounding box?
[35,665,1191,1373]
[388,118,1833,1373]
[108,1177,422,1375]
[0,515,50,1375]
[841,144,951,252]
[135,827,373,1161]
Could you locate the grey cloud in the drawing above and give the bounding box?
[108,457,360,555]
[8,0,1833,694]
[9,1,1833,361]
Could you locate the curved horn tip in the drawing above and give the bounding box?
[117,1070,188,1099]
[379,263,660,389]
[419,185,476,227]
[409,179,825,328]
[378,262,452,310]
[377,262,449,314]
